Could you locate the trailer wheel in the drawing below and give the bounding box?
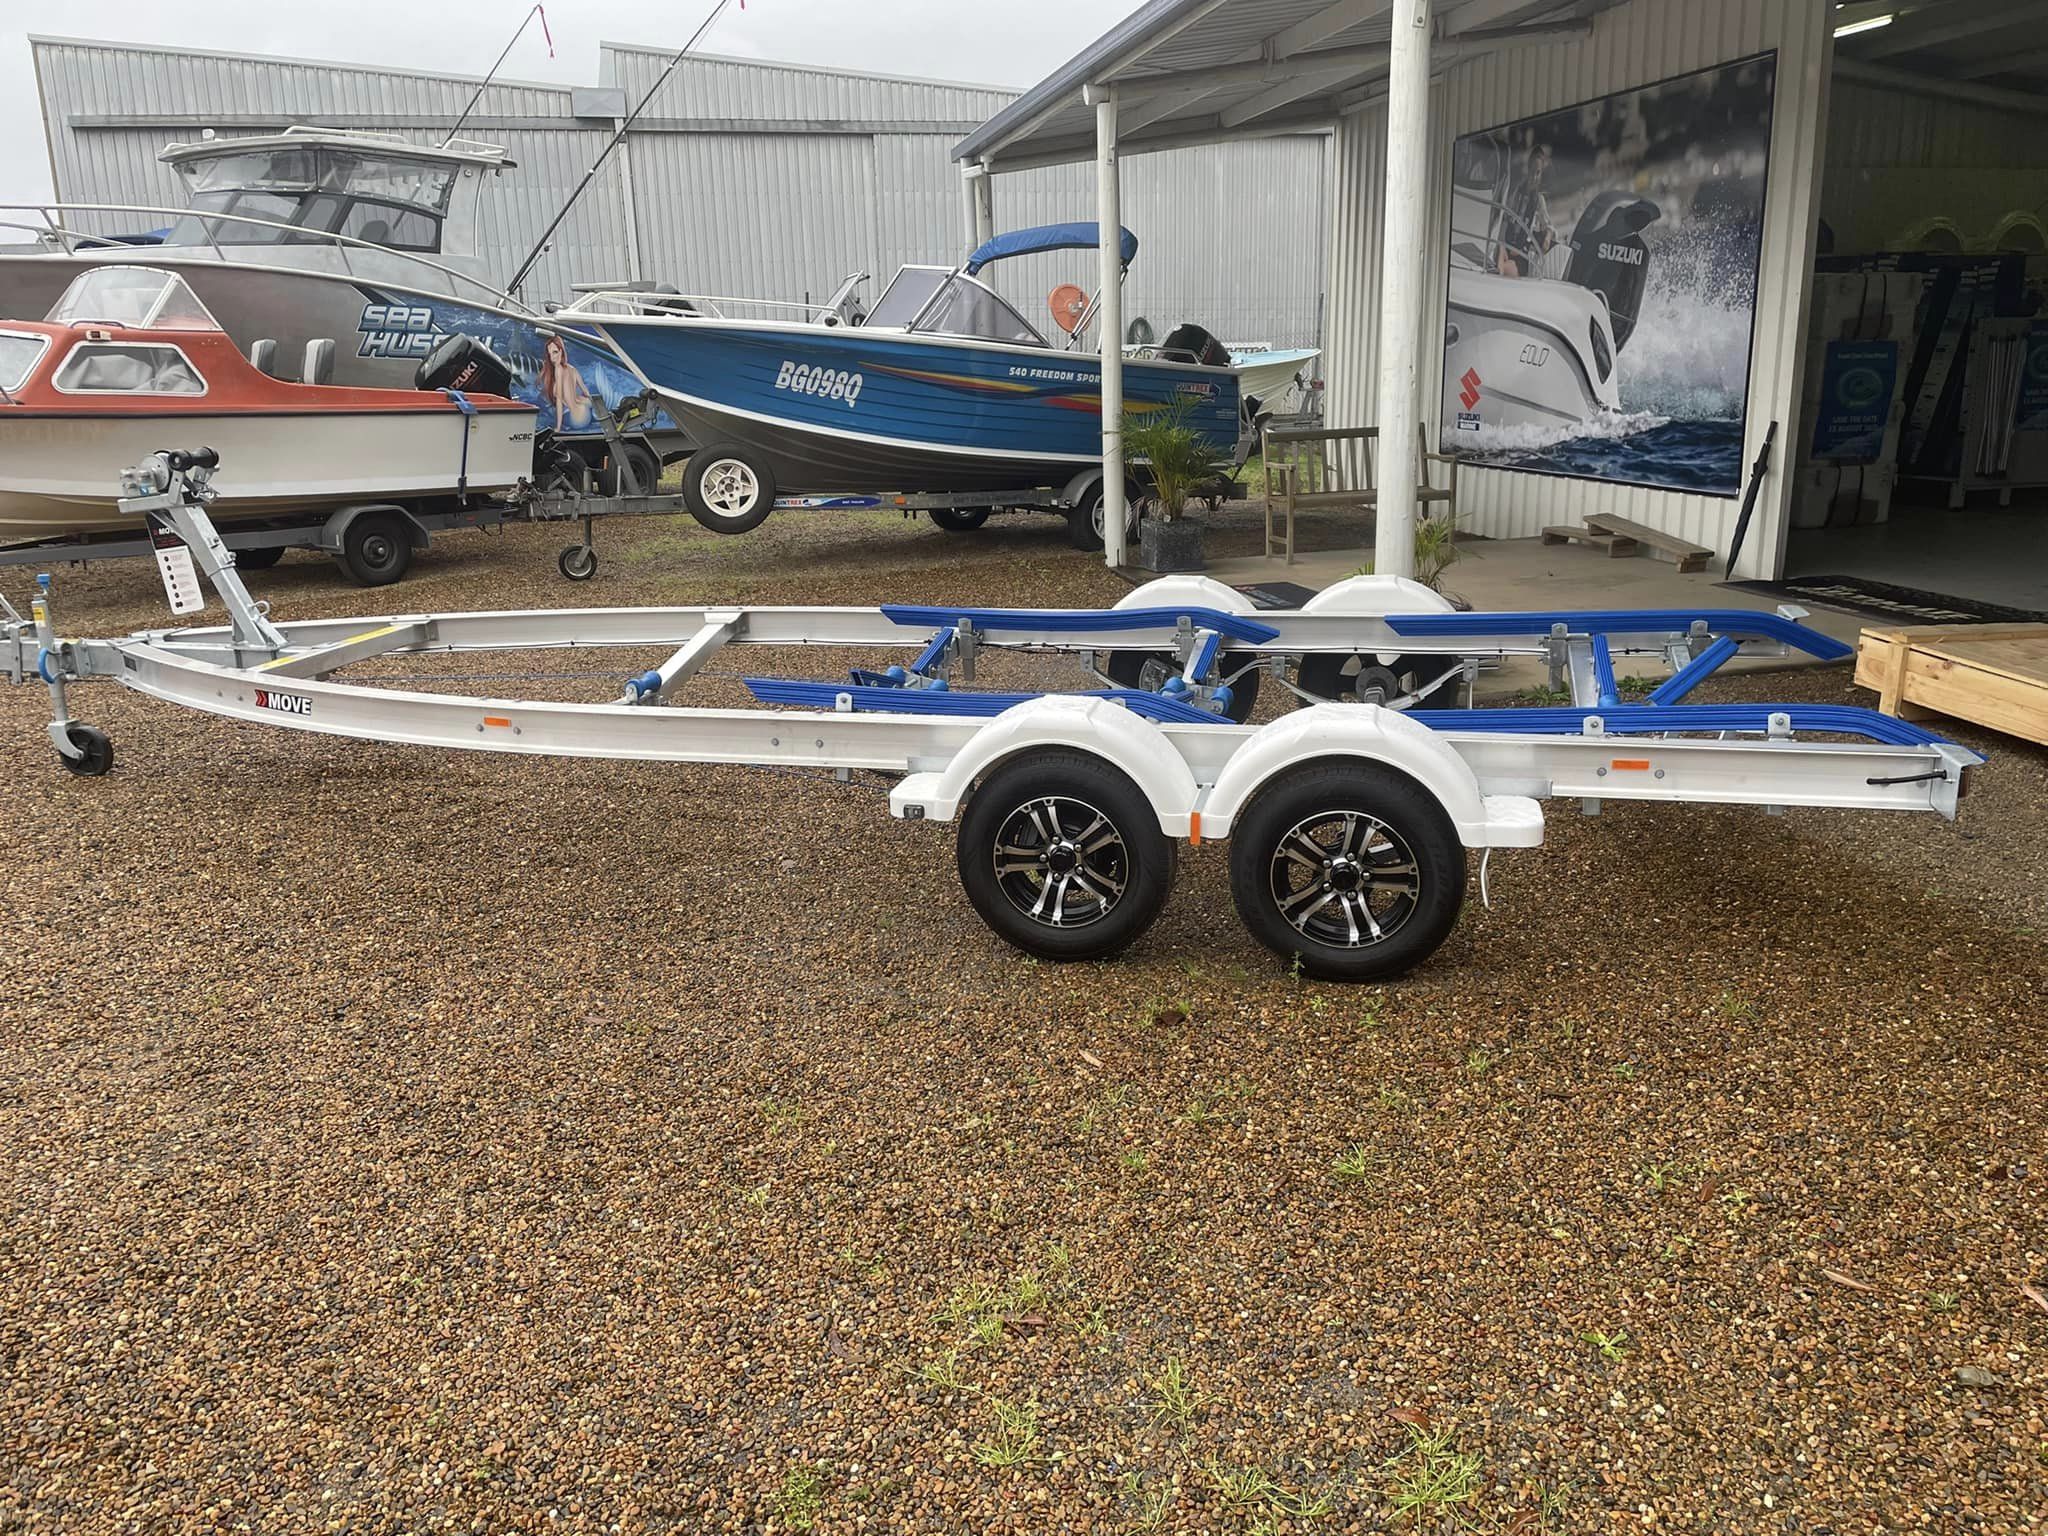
[57,723,114,777]
[1228,761,1465,981]
[1065,487,1108,551]
[683,444,776,534]
[1102,649,1262,723]
[957,750,1174,962]
[1295,653,1445,707]
[233,544,285,571]
[558,544,598,581]
[339,512,413,587]
[928,507,989,533]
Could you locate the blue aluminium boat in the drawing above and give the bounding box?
[583,223,1242,530]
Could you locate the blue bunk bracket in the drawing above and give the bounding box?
[909,625,957,678]
[881,604,1281,646]
[744,678,1231,725]
[1590,635,1619,708]
[1407,701,1955,748]
[1648,635,1741,705]
[1384,608,1853,662]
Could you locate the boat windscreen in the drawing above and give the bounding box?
[46,267,220,331]
[865,267,950,329]
[166,146,454,251]
[0,333,48,393]
[913,276,1046,347]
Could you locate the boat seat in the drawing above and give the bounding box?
[301,338,335,387]
[247,338,279,377]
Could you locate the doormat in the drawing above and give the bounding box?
[1722,574,2048,626]
[1231,580,1320,610]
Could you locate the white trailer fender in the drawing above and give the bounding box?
[1113,575,1258,616]
[1198,703,1544,848]
[888,695,1200,833]
[1301,576,1456,667]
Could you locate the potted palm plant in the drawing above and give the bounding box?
[1122,401,1216,572]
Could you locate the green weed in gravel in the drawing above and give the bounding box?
[1332,1144,1375,1181]
[1382,1421,1484,1523]
[1582,1328,1629,1364]
[1143,1355,1208,1432]
[974,1396,1043,1468]
[772,1465,825,1531]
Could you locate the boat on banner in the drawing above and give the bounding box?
[0,127,678,471]
[0,267,534,546]
[577,224,1242,532]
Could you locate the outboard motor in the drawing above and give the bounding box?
[1563,192,1659,351]
[1157,322,1232,368]
[415,333,514,398]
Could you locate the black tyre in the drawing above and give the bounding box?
[683,443,776,534]
[1295,652,1448,706]
[1102,648,1262,724]
[233,543,285,571]
[927,507,990,533]
[957,750,1175,963]
[58,723,114,777]
[558,544,597,581]
[1065,492,1104,551]
[1228,761,1465,981]
[339,511,413,586]
[620,440,663,496]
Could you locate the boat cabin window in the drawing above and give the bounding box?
[46,267,219,331]
[167,145,455,252]
[0,332,50,393]
[864,266,950,329]
[911,275,1046,347]
[53,343,206,396]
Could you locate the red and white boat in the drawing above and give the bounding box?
[0,266,537,540]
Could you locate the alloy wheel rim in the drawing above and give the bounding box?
[1267,809,1421,947]
[991,795,1128,929]
[703,459,760,519]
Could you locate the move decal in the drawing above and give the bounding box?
[253,688,313,717]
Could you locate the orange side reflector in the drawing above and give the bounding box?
[483,715,512,728]
[1188,811,1202,846]
[1610,758,1651,771]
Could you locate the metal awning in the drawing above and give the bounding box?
[953,0,1612,172]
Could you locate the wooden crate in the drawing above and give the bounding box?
[1854,623,2048,746]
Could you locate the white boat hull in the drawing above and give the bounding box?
[1442,266,1621,439]
[0,407,536,538]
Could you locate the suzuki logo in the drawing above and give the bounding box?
[1459,368,1482,411]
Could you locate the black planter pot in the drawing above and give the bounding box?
[1139,516,1205,573]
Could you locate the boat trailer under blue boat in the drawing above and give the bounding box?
[581,223,1243,532]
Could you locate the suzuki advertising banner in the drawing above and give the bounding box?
[1439,55,1777,496]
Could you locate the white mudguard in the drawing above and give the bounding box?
[889,695,1200,834]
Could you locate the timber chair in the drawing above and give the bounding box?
[1261,423,1460,564]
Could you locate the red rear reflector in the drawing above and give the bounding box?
[1611,758,1651,771]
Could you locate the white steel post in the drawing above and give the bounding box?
[959,165,980,250]
[973,161,997,246]
[1373,0,1432,581]
[1092,88,1127,569]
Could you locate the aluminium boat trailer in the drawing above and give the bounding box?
[4,450,1982,981]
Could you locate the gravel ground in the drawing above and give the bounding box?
[3,507,2043,1535]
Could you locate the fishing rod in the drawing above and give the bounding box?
[504,0,739,299]
[442,4,556,148]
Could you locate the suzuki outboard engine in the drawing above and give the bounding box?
[1563,192,1660,351]
[415,333,514,398]
[1157,322,1232,369]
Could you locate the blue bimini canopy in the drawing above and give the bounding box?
[964,222,1139,275]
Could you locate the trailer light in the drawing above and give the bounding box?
[1610,758,1651,771]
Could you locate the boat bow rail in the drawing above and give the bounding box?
[5,465,1981,981]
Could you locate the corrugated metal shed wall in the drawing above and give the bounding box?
[32,36,1328,349]
[1325,0,1833,579]
[1822,78,2048,255]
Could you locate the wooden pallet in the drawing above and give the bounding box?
[1583,513,1714,573]
[1854,623,2048,746]
[1540,524,1639,557]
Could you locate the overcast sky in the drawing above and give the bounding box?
[0,0,1146,203]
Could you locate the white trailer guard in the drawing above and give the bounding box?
[4,453,1981,981]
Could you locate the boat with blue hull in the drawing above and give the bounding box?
[579,224,1241,531]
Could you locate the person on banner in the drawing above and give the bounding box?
[1495,140,1557,279]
